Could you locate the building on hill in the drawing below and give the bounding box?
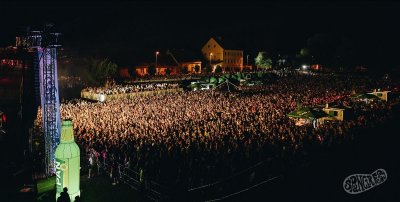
[201,37,243,72]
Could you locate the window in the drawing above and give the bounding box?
[214,45,216,48]
[334,111,338,116]
[208,45,210,48]
[377,93,382,97]
[224,52,226,56]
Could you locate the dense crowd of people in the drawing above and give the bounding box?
[81,82,180,95]
[34,72,398,190]
[131,73,202,82]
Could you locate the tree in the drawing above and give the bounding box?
[80,58,118,86]
[334,37,355,71]
[182,66,188,74]
[194,65,200,73]
[128,67,137,78]
[300,48,310,58]
[254,52,272,70]
[93,58,118,82]
[214,65,222,74]
[295,48,312,68]
[306,33,337,66]
[166,68,172,75]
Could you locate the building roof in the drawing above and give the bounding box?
[212,36,241,51]
[288,107,329,119]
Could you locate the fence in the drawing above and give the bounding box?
[81,88,184,102]
[120,157,284,201]
[101,162,167,202]
[186,157,284,201]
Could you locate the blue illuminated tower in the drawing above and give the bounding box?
[27,25,62,175]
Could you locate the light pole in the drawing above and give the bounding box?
[209,52,213,67]
[155,51,159,68]
[246,54,249,67]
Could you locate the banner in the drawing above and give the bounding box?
[55,158,68,193]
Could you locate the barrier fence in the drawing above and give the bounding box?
[205,175,283,202]
[97,157,284,201]
[81,88,184,102]
[186,157,285,201]
[101,162,166,202]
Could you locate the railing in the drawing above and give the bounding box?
[204,175,282,202]
[186,157,285,201]
[101,162,166,202]
[112,157,285,201]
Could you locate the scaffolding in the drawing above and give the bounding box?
[27,25,61,175]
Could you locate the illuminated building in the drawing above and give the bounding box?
[201,37,243,72]
[126,49,202,77]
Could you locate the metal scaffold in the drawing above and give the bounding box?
[25,25,61,175]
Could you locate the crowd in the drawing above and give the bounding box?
[131,74,200,82]
[34,72,398,189]
[81,82,180,95]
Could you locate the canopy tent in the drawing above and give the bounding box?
[288,107,329,119]
[350,93,379,100]
[212,79,240,92]
[288,107,330,127]
[188,82,215,91]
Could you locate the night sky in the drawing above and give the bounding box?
[1,1,400,68]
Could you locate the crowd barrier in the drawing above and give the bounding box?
[187,157,284,201]
[101,161,165,202]
[81,88,184,102]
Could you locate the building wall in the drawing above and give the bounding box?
[223,50,243,69]
[181,61,202,73]
[135,65,148,76]
[201,38,224,65]
[119,67,130,78]
[134,65,181,77]
[201,38,243,71]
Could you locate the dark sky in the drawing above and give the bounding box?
[1,1,400,68]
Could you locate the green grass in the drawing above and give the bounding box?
[37,174,150,202]
[37,176,56,194]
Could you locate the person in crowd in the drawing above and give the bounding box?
[57,187,71,202]
[34,72,398,188]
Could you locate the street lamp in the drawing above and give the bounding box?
[209,52,213,67]
[155,51,159,68]
[246,54,249,67]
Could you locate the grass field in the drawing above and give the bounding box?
[37,174,150,202]
[37,176,56,194]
